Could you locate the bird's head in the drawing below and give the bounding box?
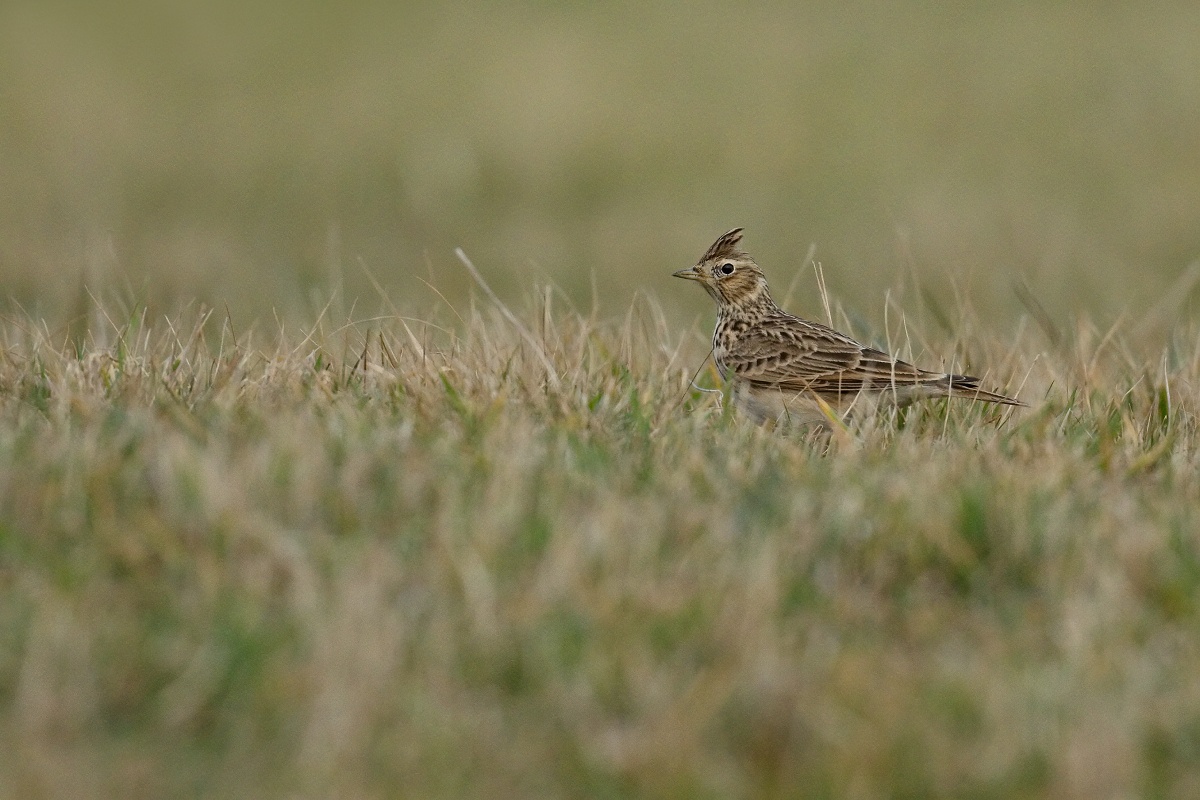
[672,228,771,310]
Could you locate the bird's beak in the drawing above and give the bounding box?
[672,266,702,281]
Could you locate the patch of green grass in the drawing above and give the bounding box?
[1,295,1200,798]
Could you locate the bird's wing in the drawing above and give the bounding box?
[723,314,937,397]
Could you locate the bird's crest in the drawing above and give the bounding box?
[700,228,746,263]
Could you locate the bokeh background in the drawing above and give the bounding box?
[2,1,1199,329]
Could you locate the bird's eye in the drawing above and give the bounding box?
[720,262,735,275]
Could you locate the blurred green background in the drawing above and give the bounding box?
[2,1,1199,327]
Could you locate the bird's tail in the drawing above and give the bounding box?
[940,374,1025,407]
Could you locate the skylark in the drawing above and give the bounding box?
[673,228,1022,425]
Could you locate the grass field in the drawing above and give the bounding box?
[4,1,1200,798]
[1,284,1199,798]
[4,2,1200,323]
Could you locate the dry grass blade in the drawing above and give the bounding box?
[455,247,561,391]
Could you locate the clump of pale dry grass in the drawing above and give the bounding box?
[1,291,1199,799]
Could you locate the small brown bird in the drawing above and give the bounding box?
[673,228,1022,425]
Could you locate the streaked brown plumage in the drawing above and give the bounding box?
[673,228,1023,425]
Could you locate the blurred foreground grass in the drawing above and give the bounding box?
[1,292,1200,798]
